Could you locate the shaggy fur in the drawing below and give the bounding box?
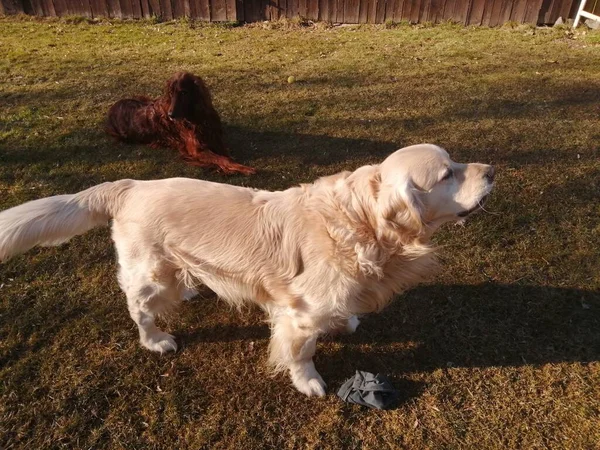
[106,72,255,175]
[0,144,494,397]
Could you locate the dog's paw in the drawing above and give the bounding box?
[290,360,327,397]
[346,315,360,334]
[294,375,327,397]
[141,332,178,353]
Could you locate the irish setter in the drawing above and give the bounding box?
[106,72,255,175]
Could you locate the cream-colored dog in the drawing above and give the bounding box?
[0,144,494,396]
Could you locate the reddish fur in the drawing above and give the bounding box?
[106,72,255,175]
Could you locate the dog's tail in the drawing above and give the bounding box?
[0,180,135,262]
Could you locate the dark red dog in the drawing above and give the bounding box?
[106,72,255,175]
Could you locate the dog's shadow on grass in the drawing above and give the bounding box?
[320,283,599,387]
[179,282,599,404]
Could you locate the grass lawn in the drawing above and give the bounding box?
[0,16,599,449]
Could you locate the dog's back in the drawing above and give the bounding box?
[106,96,156,144]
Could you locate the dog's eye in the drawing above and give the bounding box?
[441,169,453,181]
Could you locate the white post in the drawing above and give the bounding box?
[573,0,600,27]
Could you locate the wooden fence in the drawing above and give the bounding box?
[0,0,582,24]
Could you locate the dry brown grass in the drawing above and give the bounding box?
[0,17,599,449]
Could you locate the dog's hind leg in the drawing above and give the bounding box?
[115,244,182,353]
[269,314,326,397]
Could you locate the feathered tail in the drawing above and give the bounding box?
[0,180,135,262]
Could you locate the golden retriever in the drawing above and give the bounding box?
[0,144,494,396]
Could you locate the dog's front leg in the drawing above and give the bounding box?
[329,315,361,335]
[269,315,326,397]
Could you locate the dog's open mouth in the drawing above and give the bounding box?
[457,194,489,217]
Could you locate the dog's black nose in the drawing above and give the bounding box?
[485,166,495,182]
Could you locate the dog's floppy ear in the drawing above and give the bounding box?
[188,74,217,113]
[189,74,209,96]
[376,173,425,237]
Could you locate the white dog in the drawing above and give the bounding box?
[0,144,494,396]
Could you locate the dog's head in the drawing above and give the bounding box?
[377,144,495,236]
[166,72,209,120]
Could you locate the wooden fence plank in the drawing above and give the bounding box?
[105,0,122,17]
[211,0,226,19]
[419,0,435,22]
[0,0,583,24]
[467,0,486,23]
[263,0,271,20]
[392,0,404,20]
[419,0,429,21]
[345,0,360,21]
[52,0,68,15]
[307,0,318,19]
[422,0,430,19]
[548,0,566,22]
[275,0,281,17]
[453,0,471,22]
[481,0,497,23]
[546,0,563,22]
[59,0,72,14]
[130,0,143,16]
[147,0,160,16]
[335,0,343,21]
[384,0,395,21]
[356,0,367,21]
[69,0,85,15]
[243,0,254,19]
[558,0,575,20]
[17,0,31,13]
[179,0,191,17]
[225,0,235,19]
[318,0,328,19]
[331,0,339,21]
[441,0,456,20]
[10,0,27,13]
[401,0,413,20]
[366,0,376,22]
[427,0,442,21]
[510,0,527,20]
[29,0,43,15]
[375,0,385,21]
[409,0,422,21]
[139,0,151,16]
[64,0,76,15]
[496,0,514,22]
[172,0,184,16]
[234,0,243,19]
[119,0,133,17]
[298,0,306,16]
[287,0,297,17]
[159,0,172,18]
[399,0,411,19]
[187,0,196,15]
[259,0,266,20]
[437,0,450,21]
[537,0,553,22]
[193,0,208,19]
[80,0,93,16]
[260,0,268,19]
[524,0,543,21]
[90,0,109,16]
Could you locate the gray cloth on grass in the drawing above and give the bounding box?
[337,370,399,410]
